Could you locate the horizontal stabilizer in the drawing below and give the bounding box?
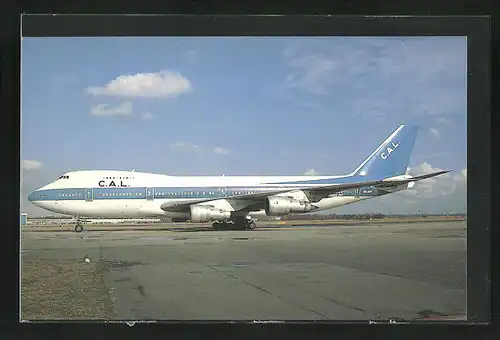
[307,170,450,194]
[408,170,451,181]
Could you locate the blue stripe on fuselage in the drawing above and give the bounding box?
[28,185,386,202]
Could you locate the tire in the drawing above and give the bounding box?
[247,221,256,230]
[75,224,84,233]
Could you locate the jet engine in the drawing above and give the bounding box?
[190,205,231,223]
[265,196,313,216]
[382,174,415,190]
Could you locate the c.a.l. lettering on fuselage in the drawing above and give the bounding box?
[98,180,129,188]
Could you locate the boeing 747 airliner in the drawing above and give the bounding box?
[28,124,449,232]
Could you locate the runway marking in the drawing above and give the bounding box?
[232,262,250,267]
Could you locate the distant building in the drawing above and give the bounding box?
[20,213,27,226]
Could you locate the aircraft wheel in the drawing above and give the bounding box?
[246,221,256,230]
[75,224,84,233]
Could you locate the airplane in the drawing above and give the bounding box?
[28,124,450,233]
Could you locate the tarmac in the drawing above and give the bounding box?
[21,221,467,321]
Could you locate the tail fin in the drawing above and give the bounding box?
[350,124,419,179]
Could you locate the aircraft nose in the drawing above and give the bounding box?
[28,190,37,202]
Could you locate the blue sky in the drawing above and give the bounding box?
[21,37,467,215]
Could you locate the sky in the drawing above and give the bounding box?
[20,36,467,216]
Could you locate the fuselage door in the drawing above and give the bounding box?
[85,188,93,202]
[218,187,227,198]
[146,187,154,201]
[354,187,360,198]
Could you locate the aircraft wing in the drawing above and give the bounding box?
[160,170,450,213]
[160,187,302,213]
[302,170,450,200]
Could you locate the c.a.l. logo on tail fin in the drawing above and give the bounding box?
[351,124,419,180]
[380,141,401,160]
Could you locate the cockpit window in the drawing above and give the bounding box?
[58,175,70,179]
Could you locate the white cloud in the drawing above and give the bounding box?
[406,162,455,197]
[170,142,229,155]
[213,147,229,155]
[90,102,154,120]
[86,70,192,98]
[304,168,319,176]
[437,117,453,126]
[285,53,337,94]
[141,112,154,120]
[387,162,465,208]
[454,168,467,182]
[90,102,134,118]
[170,142,201,152]
[429,127,441,138]
[22,160,42,171]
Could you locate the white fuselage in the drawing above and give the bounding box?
[29,170,405,219]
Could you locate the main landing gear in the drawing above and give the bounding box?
[212,216,256,231]
[74,217,84,233]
